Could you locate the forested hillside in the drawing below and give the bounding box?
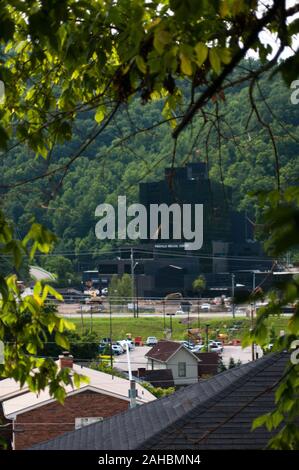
[1,60,299,274]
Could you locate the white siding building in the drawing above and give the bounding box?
[145,340,200,386]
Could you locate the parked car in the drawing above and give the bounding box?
[176,309,185,315]
[209,340,224,352]
[127,339,135,350]
[101,337,111,345]
[146,336,158,346]
[180,340,195,350]
[117,340,135,351]
[200,303,211,311]
[191,344,205,353]
[111,344,124,355]
[101,287,108,295]
[209,342,223,353]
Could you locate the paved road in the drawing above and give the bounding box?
[58,303,246,318]
[222,345,263,366]
[114,346,150,370]
[114,345,263,372]
[60,312,246,319]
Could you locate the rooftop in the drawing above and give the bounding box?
[1,364,155,419]
[145,340,200,363]
[30,352,290,450]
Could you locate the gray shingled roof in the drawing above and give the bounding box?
[30,352,289,450]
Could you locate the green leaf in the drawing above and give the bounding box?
[95,106,105,124]
[180,52,193,76]
[194,43,208,66]
[33,282,42,298]
[0,276,8,302]
[60,318,76,331]
[73,372,89,388]
[135,55,147,74]
[219,47,231,64]
[252,413,270,430]
[154,29,171,54]
[54,386,66,404]
[42,284,63,302]
[209,48,221,75]
[26,343,37,354]
[55,332,70,350]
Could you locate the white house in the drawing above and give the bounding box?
[145,340,200,385]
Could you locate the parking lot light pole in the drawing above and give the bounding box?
[231,274,235,318]
[166,313,175,338]
[250,303,256,361]
[130,249,140,319]
[109,300,113,369]
[205,323,210,351]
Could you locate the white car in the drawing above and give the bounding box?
[146,336,158,346]
[176,309,185,315]
[111,344,124,355]
[191,344,205,353]
[180,340,195,350]
[211,341,224,352]
[209,342,223,353]
[117,340,135,351]
[200,303,211,311]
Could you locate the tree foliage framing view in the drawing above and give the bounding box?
[0,0,299,449]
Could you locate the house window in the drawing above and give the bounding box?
[75,417,103,430]
[178,362,186,377]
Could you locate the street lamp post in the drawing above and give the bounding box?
[130,249,139,319]
[130,248,135,318]
[109,300,113,369]
[166,313,175,339]
[205,323,210,351]
[136,275,139,318]
[231,273,235,318]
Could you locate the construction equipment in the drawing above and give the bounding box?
[188,328,202,343]
[134,336,143,346]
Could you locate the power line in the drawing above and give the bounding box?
[0,246,278,263]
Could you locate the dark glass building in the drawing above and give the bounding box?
[96,163,272,297]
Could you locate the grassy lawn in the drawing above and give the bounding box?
[69,315,289,343]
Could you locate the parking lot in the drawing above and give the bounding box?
[114,346,150,371]
[114,344,263,372]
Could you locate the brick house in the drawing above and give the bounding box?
[33,352,290,451]
[0,354,155,449]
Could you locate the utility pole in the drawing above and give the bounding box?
[250,303,255,361]
[126,342,137,408]
[167,313,175,339]
[136,286,139,318]
[109,300,113,369]
[205,323,210,351]
[252,272,256,361]
[130,248,135,318]
[252,271,256,309]
[231,273,235,318]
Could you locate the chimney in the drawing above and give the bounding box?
[59,351,73,369]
